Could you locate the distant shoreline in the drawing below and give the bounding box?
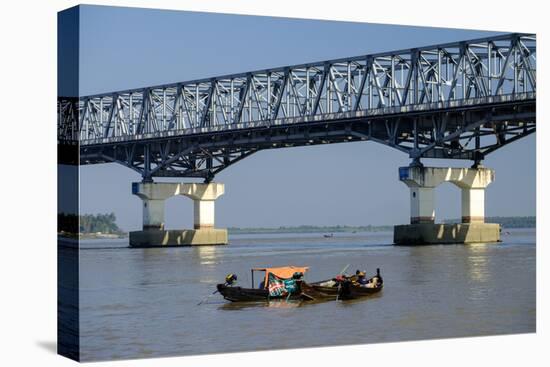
[228,225,392,235]
[229,217,536,235]
[58,216,535,237]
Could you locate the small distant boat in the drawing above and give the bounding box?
[323,233,334,238]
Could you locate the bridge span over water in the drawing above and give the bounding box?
[58,32,536,246]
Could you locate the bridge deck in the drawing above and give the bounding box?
[58,33,536,181]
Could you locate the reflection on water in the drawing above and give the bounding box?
[219,299,306,310]
[194,245,221,266]
[71,229,535,361]
[467,244,491,283]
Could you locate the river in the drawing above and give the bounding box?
[66,228,535,361]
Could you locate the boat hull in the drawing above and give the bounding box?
[301,280,383,300]
[339,281,383,300]
[216,284,304,302]
[216,271,383,302]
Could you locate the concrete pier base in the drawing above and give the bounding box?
[130,181,228,247]
[394,223,500,245]
[394,165,499,245]
[129,229,228,247]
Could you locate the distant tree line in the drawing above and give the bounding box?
[58,212,124,234]
[443,216,535,228]
[228,224,394,234]
[229,216,535,234]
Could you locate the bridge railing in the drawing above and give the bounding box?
[58,33,536,145]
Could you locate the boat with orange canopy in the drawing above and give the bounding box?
[216,266,309,302]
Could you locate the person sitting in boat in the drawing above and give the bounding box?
[365,268,383,288]
[282,272,304,293]
[225,273,238,286]
[334,274,347,285]
[365,277,379,288]
[355,270,368,286]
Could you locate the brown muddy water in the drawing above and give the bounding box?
[62,229,535,361]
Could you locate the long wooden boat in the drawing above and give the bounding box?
[301,268,383,300]
[216,283,307,302]
[216,266,383,302]
[216,266,309,302]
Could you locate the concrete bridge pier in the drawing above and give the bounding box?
[129,182,228,247]
[394,165,500,245]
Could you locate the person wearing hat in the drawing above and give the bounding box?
[355,270,368,286]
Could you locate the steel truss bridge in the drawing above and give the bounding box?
[58,33,536,182]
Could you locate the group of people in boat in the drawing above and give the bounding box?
[318,269,382,289]
[354,269,383,288]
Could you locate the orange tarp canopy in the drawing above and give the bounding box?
[252,266,309,287]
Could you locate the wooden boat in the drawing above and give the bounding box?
[301,268,383,300]
[216,284,271,302]
[216,266,383,302]
[216,266,309,302]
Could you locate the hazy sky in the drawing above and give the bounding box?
[72,5,535,231]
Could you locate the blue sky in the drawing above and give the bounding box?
[69,5,535,230]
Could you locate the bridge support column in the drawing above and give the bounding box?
[132,183,173,230]
[394,166,500,245]
[408,187,435,224]
[461,188,486,223]
[177,182,225,230]
[129,182,228,247]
